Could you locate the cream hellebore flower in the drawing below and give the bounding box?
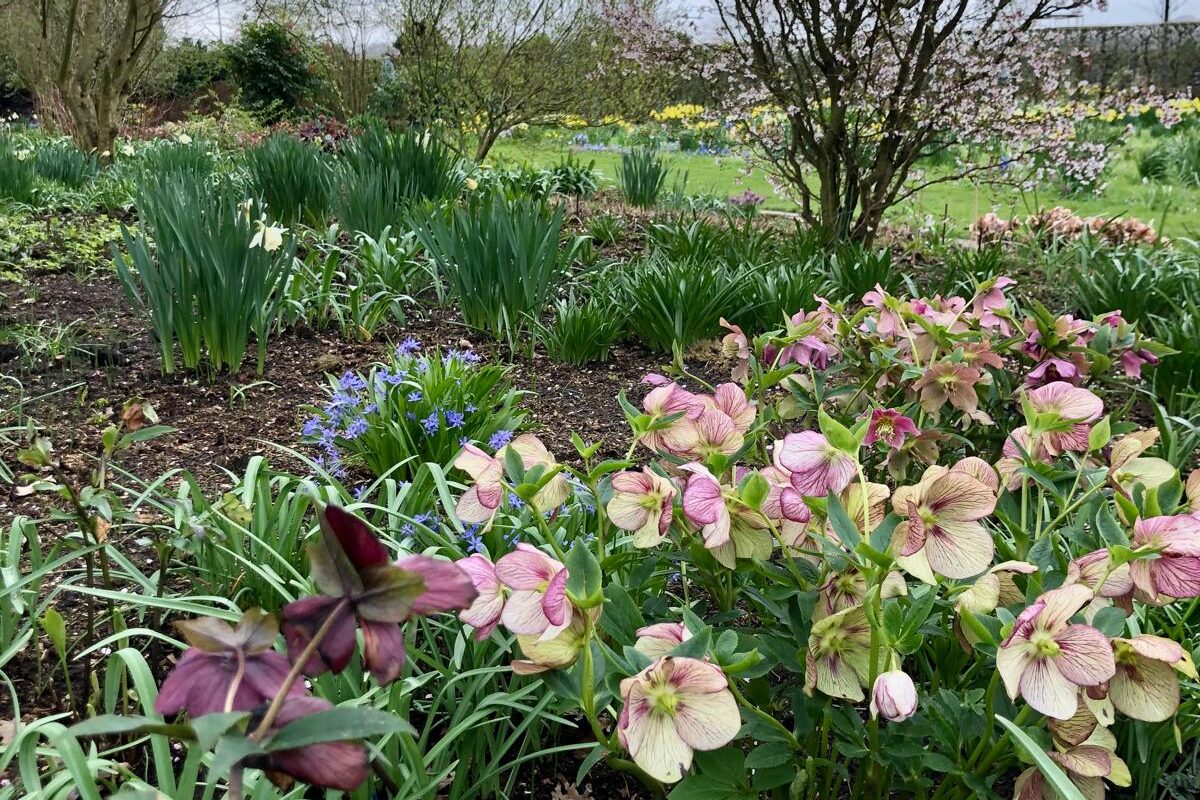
[997,584,1116,720]
[870,670,918,722]
[891,463,997,581]
[617,656,740,783]
[177,132,192,144]
[1129,514,1200,600]
[1024,381,1104,456]
[805,605,896,701]
[634,621,693,659]
[454,444,505,530]
[250,219,287,252]
[1107,429,1175,495]
[607,468,677,548]
[774,431,856,498]
[121,143,135,157]
[1013,740,1131,800]
[501,434,571,513]
[1108,634,1197,722]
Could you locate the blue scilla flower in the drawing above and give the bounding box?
[406,412,417,421]
[446,409,465,428]
[459,436,470,446]
[381,369,407,386]
[508,492,524,509]
[401,521,415,536]
[345,417,369,439]
[301,417,323,437]
[363,403,378,415]
[489,429,514,449]
[339,371,367,393]
[416,360,430,374]
[407,390,423,402]
[353,485,368,501]
[465,403,478,413]
[328,390,355,408]
[461,524,485,554]
[396,337,421,356]
[422,412,440,434]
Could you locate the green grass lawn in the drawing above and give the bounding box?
[490,136,1200,239]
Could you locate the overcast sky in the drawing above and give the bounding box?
[171,1,1200,43]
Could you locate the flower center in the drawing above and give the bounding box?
[1113,640,1137,665]
[647,683,679,716]
[1031,632,1061,658]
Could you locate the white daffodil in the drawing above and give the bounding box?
[250,220,287,252]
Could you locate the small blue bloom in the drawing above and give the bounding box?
[363,403,378,415]
[422,412,440,434]
[460,436,470,446]
[345,417,369,439]
[381,369,407,386]
[489,430,514,449]
[301,417,323,437]
[396,337,421,356]
[353,485,368,501]
[401,522,415,536]
[508,492,524,508]
[406,412,417,421]
[339,371,367,393]
[446,410,465,428]
[462,524,484,554]
[407,390,423,402]
[465,403,478,413]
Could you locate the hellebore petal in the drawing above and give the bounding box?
[634,622,692,659]
[457,554,505,640]
[870,670,918,722]
[281,596,358,676]
[395,555,478,616]
[775,431,856,497]
[359,619,407,685]
[253,696,368,791]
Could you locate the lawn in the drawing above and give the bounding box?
[491,133,1200,239]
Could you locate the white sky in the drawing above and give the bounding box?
[169,1,1200,43]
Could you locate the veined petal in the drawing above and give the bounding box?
[1020,658,1080,719]
[1053,625,1116,687]
[502,590,552,635]
[923,518,993,579]
[630,711,693,783]
[674,688,741,751]
[608,492,651,532]
[495,544,559,589]
[997,637,1036,700]
[1110,656,1180,722]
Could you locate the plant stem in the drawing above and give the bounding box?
[728,679,799,750]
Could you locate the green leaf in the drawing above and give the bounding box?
[576,744,607,785]
[827,492,861,550]
[503,446,526,483]
[739,472,769,511]
[564,540,603,608]
[69,714,197,741]
[209,733,265,780]
[1091,606,1127,638]
[995,715,1087,800]
[818,408,859,455]
[600,582,644,643]
[745,741,793,769]
[265,707,416,752]
[1087,416,1112,452]
[40,608,67,658]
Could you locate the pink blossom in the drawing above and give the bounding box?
[863,408,918,449]
[1129,515,1200,600]
[774,431,856,498]
[457,554,507,640]
[870,670,918,722]
[494,544,571,640]
[1026,381,1103,456]
[608,468,677,548]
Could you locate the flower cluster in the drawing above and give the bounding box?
[973,208,1160,246]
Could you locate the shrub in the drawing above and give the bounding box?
[618,254,757,352]
[224,21,323,122]
[617,146,668,208]
[549,153,598,198]
[242,133,333,226]
[532,291,628,365]
[335,126,462,237]
[825,240,903,300]
[587,211,626,245]
[115,175,297,375]
[302,343,526,480]
[1070,238,1195,323]
[410,195,579,343]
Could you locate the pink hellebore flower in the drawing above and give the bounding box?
[997,584,1116,720]
[634,622,693,659]
[456,554,507,640]
[1013,742,1130,800]
[1129,515,1200,600]
[774,431,856,498]
[495,543,571,640]
[912,361,987,421]
[687,407,744,460]
[641,382,703,456]
[772,305,838,369]
[861,284,903,339]
[502,435,571,513]
[608,468,677,548]
[719,319,751,383]
[863,408,918,449]
[891,465,997,581]
[1025,381,1104,456]
[454,444,504,530]
[617,656,741,783]
[870,670,918,722]
[705,383,756,434]
[971,276,1016,335]
[245,695,369,790]
[996,426,1052,491]
[680,463,731,549]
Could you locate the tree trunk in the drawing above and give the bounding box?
[474,126,502,162]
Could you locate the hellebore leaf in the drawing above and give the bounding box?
[354,565,427,623]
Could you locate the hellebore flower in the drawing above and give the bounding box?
[719,319,750,383]
[997,584,1116,720]
[617,657,741,783]
[281,505,477,686]
[512,611,591,674]
[957,561,1038,616]
[156,609,302,718]
[608,468,677,548]
[1064,549,1134,603]
[705,383,756,434]
[634,622,693,659]
[774,431,856,498]
[891,465,996,580]
[863,408,918,449]
[1013,741,1130,800]
[870,671,918,722]
[454,444,504,530]
[681,463,732,549]
[805,606,895,702]
[912,361,988,422]
[501,434,572,513]
[456,553,506,640]
[1129,514,1200,600]
[971,275,1016,335]
[1108,429,1175,495]
[1025,381,1104,456]
[244,696,368,791]
[1109,634,1197,722]
[495,543,571,640]
[996,425,1053,491]
[687,407,744,460]
[641,383,703,456]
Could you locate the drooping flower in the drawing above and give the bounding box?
[1129,515,1200,600]
[512,611,590,674]
[241,696,368,790]
[719,318,750,383]
[281,505,477,686]
[456,554,507,640]
[634,622,693,659]
[501,435,572,513]
[686,407,744,459]
[494,543,571,640]
[617,657,740,783]
[454,444,504,530]
[805,606,894,702]
[1064,549,1134,604]
[1013,740,1130,800]
[1108,429,1175,495]
[1025,381,1104,456]
[250,219,287,252]
[957,561,1038,616]
[863,408,918,449]
[912,361,988,422]
[640,383,703,456]
[891,466,996,581]
[870,670,918,722]
[1109,634,1198,722]
[156,609,303,718]
[774,431,856,498]
[680,463,731,550]
[704,383,756,434]
[971,275,1016,335]
[996,425,1053,490]
[997,584,1116,720]
[608,468,677,548]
